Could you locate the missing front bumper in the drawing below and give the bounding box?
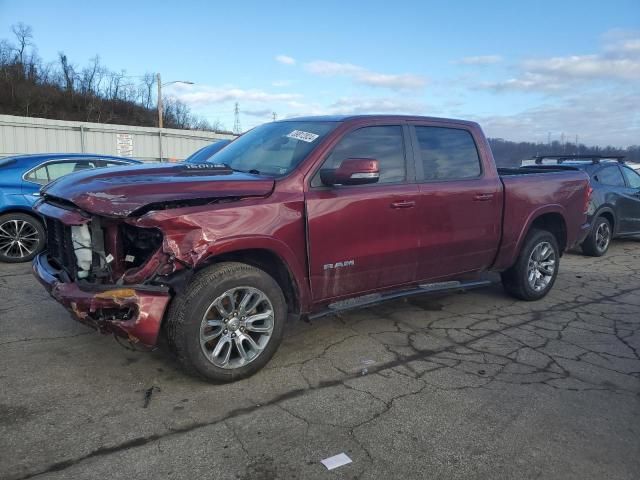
[33,253,171,346]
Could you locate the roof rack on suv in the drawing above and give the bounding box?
[533,154,626,165]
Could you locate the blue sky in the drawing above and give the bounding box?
[1,0,639,146]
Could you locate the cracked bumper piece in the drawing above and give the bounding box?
[32,253,170,346]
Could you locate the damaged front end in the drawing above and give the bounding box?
[32,164,279,347]
[32,199,174,347]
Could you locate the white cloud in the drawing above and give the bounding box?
[275,54,296,65]
[272,80,292,87]
[167,85,301,106]
[328,97,427,115]
[457,55,503,65]
[481,73,567,92]
[522,55,640,81]
[473,92,640,147]
[480,31,640,92]
[244,108,273,118]
[282,97,428,117]
[305,60,427,90]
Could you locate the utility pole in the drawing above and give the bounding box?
[156,75,194,130]
[157,73,163,129]
[233,102,242,135]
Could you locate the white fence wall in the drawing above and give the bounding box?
[0,114,236,162]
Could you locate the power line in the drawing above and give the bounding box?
[233,102,242,134]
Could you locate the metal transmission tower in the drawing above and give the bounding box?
[233,102,242,134]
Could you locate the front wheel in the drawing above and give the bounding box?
[501,228,560,301]
[165,262,287,382]
[581,216,612,257]
[0,213,46,263]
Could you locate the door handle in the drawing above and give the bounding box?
[390,200,416,209]
[474,193,494,201]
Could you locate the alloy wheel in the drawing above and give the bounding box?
[527,241,556,292]
[199,286,275,369]
[595,222,611,252]
[0,219,39,260]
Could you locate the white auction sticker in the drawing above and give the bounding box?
[286,130,319,143]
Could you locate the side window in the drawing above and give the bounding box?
[415,126,481,181]
[594,166,625,187]
[46,161,97,180]
[103,161,128,168]
[319,126,405,185]
[25,165,50,185]
[622,167,640,188]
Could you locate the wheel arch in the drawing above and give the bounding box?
[0,207,44,225]
[194,247,304,315]
[593,207,616,235]
[529,212,567,253]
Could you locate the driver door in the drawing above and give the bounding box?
[304,124,420,302]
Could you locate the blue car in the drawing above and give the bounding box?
[0,153,140,263]
[184,139,232,164]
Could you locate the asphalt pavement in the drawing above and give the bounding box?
[1,240,639,479]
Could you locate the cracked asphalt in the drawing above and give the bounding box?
[1,240,639,480]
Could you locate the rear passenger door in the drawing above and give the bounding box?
[305,124,420,301]
[410,123,502,281]
[620,166,640,233]
[592,165,633,234]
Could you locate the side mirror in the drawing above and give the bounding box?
[320,158,380,186]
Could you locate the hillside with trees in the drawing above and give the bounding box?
[1,23,638,164]
[0,23,224,131]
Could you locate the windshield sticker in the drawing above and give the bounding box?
[286,130,319,143]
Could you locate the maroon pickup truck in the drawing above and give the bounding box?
[32,115,591,381]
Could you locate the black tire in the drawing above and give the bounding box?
[501,228,560,301]
[165,262,287,382]
[0,213,46,263]
[581,216,612,257]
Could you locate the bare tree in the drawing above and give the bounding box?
[11,22,33,66]
[58,52,75,92]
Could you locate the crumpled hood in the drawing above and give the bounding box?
[41,163,275,217]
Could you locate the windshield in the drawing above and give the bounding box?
[210,121,337,176]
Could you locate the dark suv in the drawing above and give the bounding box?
[527,155,640,256]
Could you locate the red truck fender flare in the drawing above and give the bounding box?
[494,204,567,270]
[197,235,311,313]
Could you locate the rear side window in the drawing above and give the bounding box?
[320,126,406,185]
[25,160,98,185]
[594,166,625,187]
[622,166,640,188]
[25,165,50,184]
[415,126,481,181]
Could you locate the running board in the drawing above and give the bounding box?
[308,279,493,320]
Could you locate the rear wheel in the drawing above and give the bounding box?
[501,228,559,301]
[581,216,612,257]
[165,262,286,382]
[0,213,45,263]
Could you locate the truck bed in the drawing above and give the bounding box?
[492,167,590,270]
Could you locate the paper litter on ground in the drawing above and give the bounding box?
[320,452,352,470]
